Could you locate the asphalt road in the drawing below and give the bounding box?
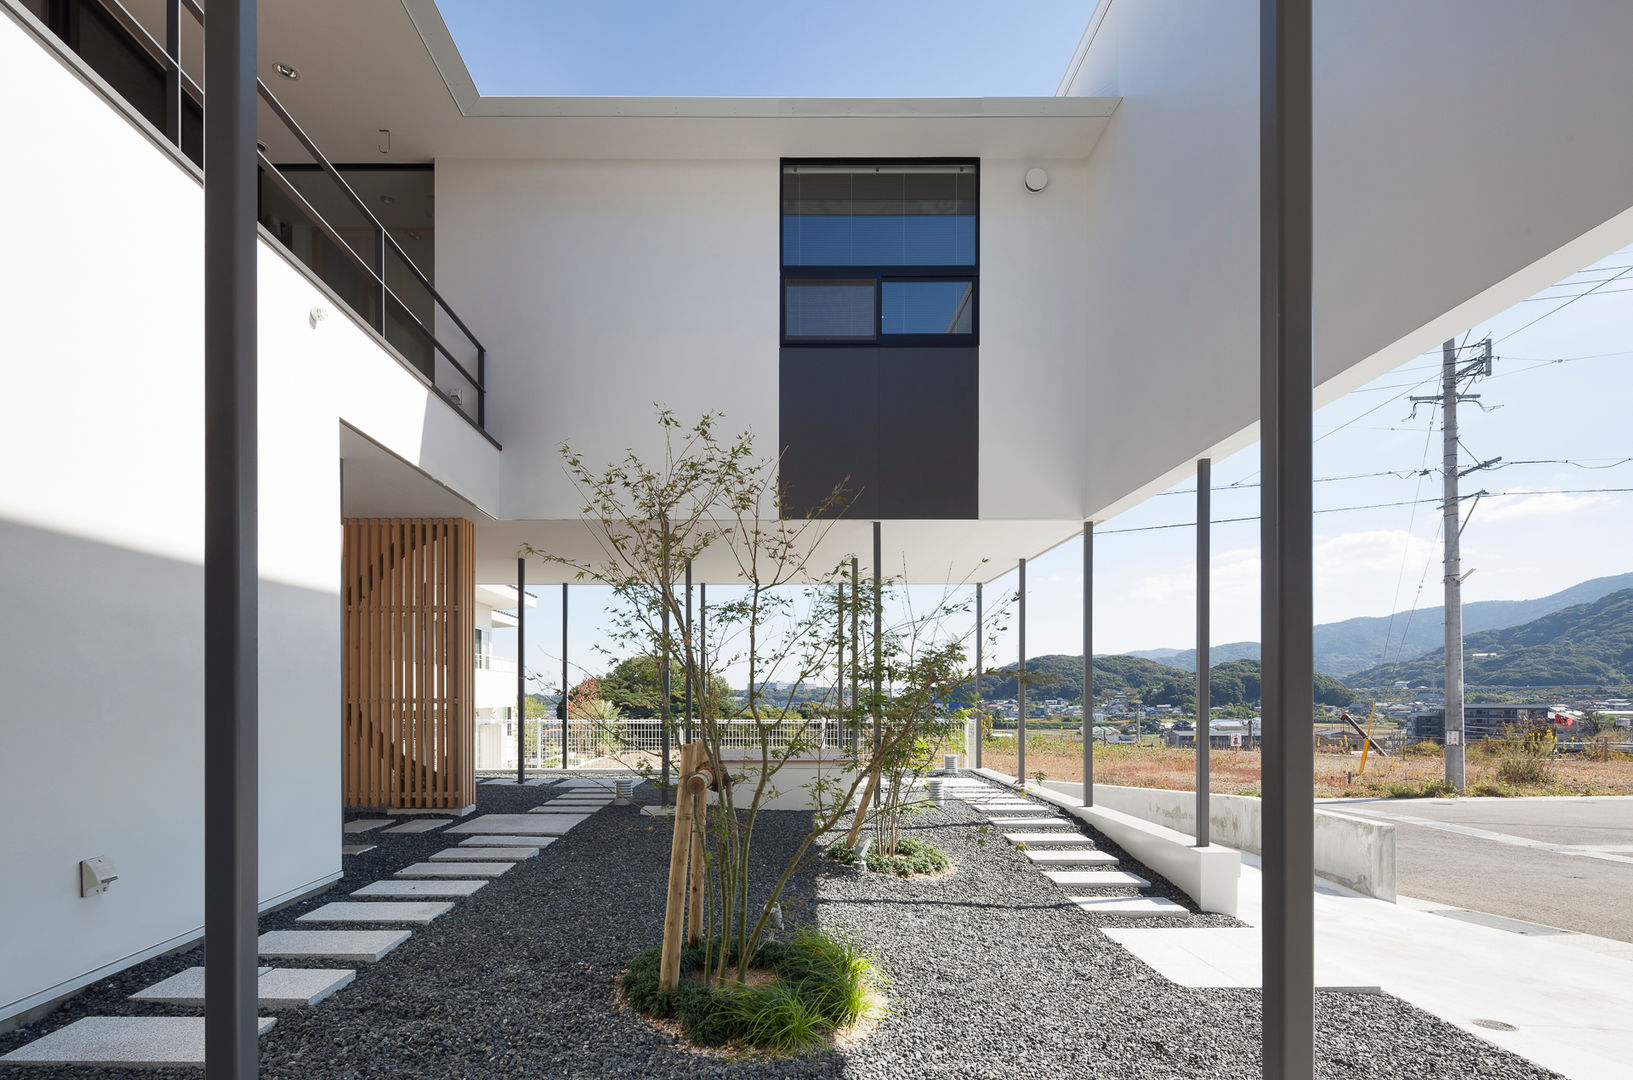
[1318,795,1633,942]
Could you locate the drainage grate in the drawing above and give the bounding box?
[1470,1018,1518,1032]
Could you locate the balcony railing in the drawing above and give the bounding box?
[26,0,491,439]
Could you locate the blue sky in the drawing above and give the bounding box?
[435,1,1092,97]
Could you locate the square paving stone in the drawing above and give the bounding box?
[429,846,537,861]
[395,861,514,878]
[383,819,449,834]
[341,844,376,855]
[1024,849,1118,866]
[298,901,453,924]
[0,1017,275,1066]
[258,930,410,962]
[342,819,393,833]
[986,817,1069,828]
[1004,832,1092,845]
[524,778,554,786]
[1068,896,1188,917]
[1043,870,1152,888]
[458,835,558,848]
[131,967,355,1009]
[448,814,588,836]
[353,879,487,898]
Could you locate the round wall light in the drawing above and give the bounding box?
[1024,167,1049,193]
[273,62,300,81]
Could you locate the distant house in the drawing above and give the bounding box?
[1406,704,1577,743]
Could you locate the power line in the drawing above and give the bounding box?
[1496,263,1633,343]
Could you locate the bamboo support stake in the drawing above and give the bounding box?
[845,767,881,848]
[685,755,710,945]
[659,742,701,990]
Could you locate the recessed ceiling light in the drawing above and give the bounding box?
[273,62,299,81]
[379,195,396,206]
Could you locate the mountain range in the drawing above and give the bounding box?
[1128,572,1633,677]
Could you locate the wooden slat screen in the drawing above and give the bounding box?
[343,517,475,810]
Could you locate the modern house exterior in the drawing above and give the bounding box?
[5,0,1633,1054]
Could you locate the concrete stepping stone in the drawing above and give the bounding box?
[528,805,601,815]
[396,861,514,878]
[132,966,355,1008]
[258,929,409,962]
[525,777,554,786]
[342,819,392,833]
[0,1017,275,1067]
[458,835,557,848]
[987,817,1069,827]
[448,813,588,835]
[1024,849,1118,867]
[299,901,453,924]
[341,844,376,855]
[1043,870,1152,888]
[1068,895,1189,917]
[353,879,486,898]
[383,819,448,834]
[429,846,538,861]
[1004,832,1092,845]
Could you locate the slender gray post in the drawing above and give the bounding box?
[163,0,182,145]
[1441,340,1466,788]
[561,583,568,769]
[1196,459,1211,844]
[851,557,860,751]
[203,1,258,1076]
[1017,558,1027,782]
[1082,524,1093,806]
[699,583,707,730]
[975,582,983,770]
[661,593,672,806]
[872,523,882,748]
[516,557,525,783]
[684,560,693,743]
[1260,0,1315,1076]
[835,578,844,746]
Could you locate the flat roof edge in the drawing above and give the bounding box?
[459,95,1121,120]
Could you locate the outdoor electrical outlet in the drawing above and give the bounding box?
[80,857,118,897]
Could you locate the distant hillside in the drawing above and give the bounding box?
[1349,588,1633,688]
[1128,572,1633,677]
[979,654,1351,709]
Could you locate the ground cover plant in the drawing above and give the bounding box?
[619,928,885,1054]
[824,836,950,877]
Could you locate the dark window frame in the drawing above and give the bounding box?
[780,158,979,347]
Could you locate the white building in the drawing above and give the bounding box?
[5,0,1633,1058]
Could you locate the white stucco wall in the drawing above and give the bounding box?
[0,8,499,1019]
[435,155,1092,521]
[1069,0,1633,518]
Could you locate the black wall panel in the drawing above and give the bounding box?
[779,348,879,518]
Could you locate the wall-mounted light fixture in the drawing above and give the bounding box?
[1024,167,1049,194]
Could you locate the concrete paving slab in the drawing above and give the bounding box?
[458,835,558,848]
[1100,926,1370,989]
[524,778,553,786]
[0,1017,275,1066]
[258,929,410,962]
[528,805,602,815]
[340,844,376,855]
[1043,870,1151,888]
[353,879,487,898]
[382,819,448,834]
[1004,832,1092,845]
[429,846,538,861]
[1068,896,1188,917]
[987,817,1070,827]
[446,814,588,835]
[298,901,453,924]
[1024,849,1118,866]
[131,967,355,1009]
[342,819,392,833]
[395,861,514,878]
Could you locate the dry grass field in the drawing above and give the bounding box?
[974,736,1633,797]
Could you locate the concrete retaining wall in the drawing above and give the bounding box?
[1039,781,1395,901]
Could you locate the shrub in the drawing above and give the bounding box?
[825,842,858,866]
[864,835,950,877]
[619,930,883,1053]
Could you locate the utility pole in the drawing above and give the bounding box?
[1412,338,1496,790]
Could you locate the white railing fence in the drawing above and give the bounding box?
[474,717,855,771]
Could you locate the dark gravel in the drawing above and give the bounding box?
[0,776,1560,1079]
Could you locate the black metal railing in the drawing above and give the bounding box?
[25,0,491,436]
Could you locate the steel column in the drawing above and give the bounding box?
[1260,0,1315,1075]
[203,0,258,1076]
[1017,558,1027,782]
[661,596,672,806]
[684,560,693,743]
[1082,524,1093,806]
[975,582,983,770]
[871,523,882,748]
[1196,459,1211,844]
[835,577,844,742]
[516,558,526,782]
[163,0,182,146]
[561,584,568,769]
[851,557,860,751]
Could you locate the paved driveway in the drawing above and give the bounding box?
[1319,795,1633,942]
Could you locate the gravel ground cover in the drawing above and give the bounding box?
[0,777,1558,1079]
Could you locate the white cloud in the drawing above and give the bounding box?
[1478,489,1616,522]
[1314,529,1437,580]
